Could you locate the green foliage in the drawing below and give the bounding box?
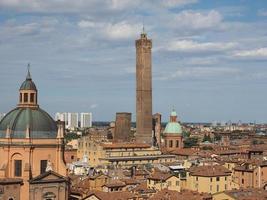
[65,132,80,143]
[183,137,198,148]
[182,131,190,138]
[202,134,212,142]
[214,134,222,141]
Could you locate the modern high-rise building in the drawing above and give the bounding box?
[55,112,68,124]
[67,113,79,129]
[80,112,92,128]
[114,112,131,142]
[135,31,153,144]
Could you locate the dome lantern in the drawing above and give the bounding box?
[18,64,38,108]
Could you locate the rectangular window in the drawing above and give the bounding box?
[169,140,173,148]
[40,160,47,174]
[210,177,213,182]
[176,181,179,186]
[30,93,34,102]
[216,177,220,181]
[14,160,22,177]
[210,185,212,192]
[168,181,171,186]
[217,185,219,192]
[24,93,28,102]
[176,140,179,148]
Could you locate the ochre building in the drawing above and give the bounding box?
[0,68,68,200]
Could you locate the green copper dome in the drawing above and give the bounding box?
[171,110,177,117]
[0,107,57,139]
[19,69,37,91]
[163,122,182,135]
[20,79,37,91]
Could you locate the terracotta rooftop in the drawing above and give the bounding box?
[83,190,135,200]
[103,180,126,188]
[149,189,212,200]
[170,148,198,156]
[189,165,231,177]
[223,188,267,200]
[101,142,150,149]
[147,171,173,181]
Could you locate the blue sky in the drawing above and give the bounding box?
[0,0,267,123]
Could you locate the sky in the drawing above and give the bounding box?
[0,0,267,123]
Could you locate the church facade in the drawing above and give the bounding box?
[0,67,68,200]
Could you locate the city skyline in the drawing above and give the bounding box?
[1,0,267,122]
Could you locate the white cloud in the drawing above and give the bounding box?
[258,9,267,17]
[174,10,222,30]
[110,0,140,10]
[0,0,139,13]
[161,0,198,7]
[78,20,98,28]
[234,48,267,59]
[103,21,140,40]
[0,19,58,37]
[90,104,98,109]
[158,67,240,80]
[165,40,236,52]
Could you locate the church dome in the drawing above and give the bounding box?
[0,107,57,139]
[164,122,182,135]
[20,79,37,91]
[0,65,58,139]
[19,67,37,91]
[163,109,182,135]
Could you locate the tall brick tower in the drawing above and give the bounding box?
[135,31,152,144]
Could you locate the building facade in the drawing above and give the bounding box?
[67,112,79,129]
[0,68,68,200]
[114,112,131,142]
[163,110,183,151]
[81,112,93,128]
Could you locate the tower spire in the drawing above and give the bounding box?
[26,63,31,80]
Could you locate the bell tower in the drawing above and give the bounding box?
[135,31,153,144]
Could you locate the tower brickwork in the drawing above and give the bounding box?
[135,33,152,144]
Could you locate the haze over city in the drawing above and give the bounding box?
[1,0,267,122]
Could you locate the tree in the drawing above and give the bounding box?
[183,137,198,148]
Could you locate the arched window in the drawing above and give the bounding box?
[43,192,56,200]
[30,93,35,103]
[24,93,28,102]
[8,198,14,200]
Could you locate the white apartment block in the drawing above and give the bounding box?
[67,113,79,129]
[80,113,92,128]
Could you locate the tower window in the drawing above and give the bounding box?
[30,93,34,103]
[176,140,179,148]
[169,140,173,148]
[40,160,47,174]
[14,160,22,177]
[24,93,28,102]
[20,93,22,103]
